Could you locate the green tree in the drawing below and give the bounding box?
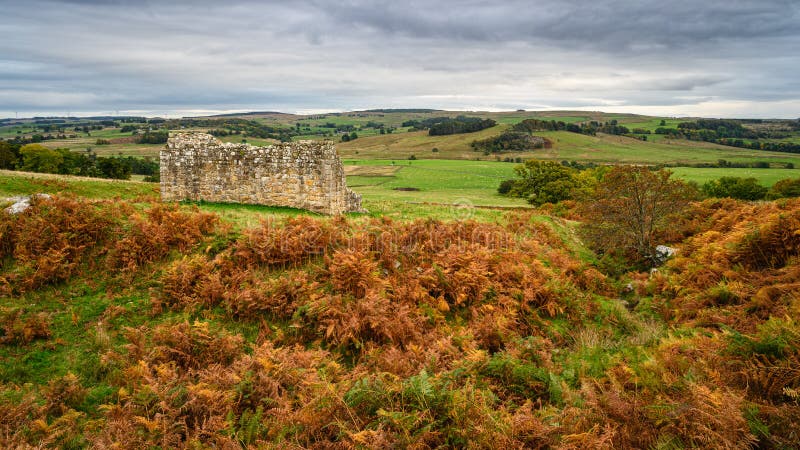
[97,157,132,180]
[497,179,516,195]
[0,141,21,169]
[136,130,168,144]
[58,149,94,175]
[504,160,578,206]
[767,177,800,199]
[702,177,767,200]
[580,166,695,266]
[19,144,63,173]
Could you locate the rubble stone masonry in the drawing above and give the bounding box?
[160,132,363,214]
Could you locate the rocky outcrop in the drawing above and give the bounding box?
[160,133,363,215]
[3,194,52,215]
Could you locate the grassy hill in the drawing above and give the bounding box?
[1,177,799,447]
[6,110,800,166]
[2,107,800,446]
[338,126,800,167]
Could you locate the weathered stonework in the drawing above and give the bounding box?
[160,133,363,215]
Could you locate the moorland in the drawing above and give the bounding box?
[1,109,799,448]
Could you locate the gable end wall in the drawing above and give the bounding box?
[160,132,363,215]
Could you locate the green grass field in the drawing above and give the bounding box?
[337,126,510,159]
[0,166,516,223]
[621,117,686,132]
[344,159,526,207]
[5,158,798,229]
[668,167,799,186]
[0,170,159,200]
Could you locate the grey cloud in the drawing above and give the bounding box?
[645,76,729,92]
[311,0,800,51]
[0,0,798,117]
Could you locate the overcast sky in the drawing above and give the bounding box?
[1,0,799,118]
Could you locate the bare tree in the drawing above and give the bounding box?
[581,166,695,266]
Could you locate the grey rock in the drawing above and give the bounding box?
[655,245,676,258]
[4,193,52,215]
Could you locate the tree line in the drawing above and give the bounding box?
[0,141,159,181]
[512,118,643,139]
[499,159,800,207]
[402,116,497,136]
[513,118,800,152]
[470,131,547,154]
[654,119,800,153]
[165,118,296,142]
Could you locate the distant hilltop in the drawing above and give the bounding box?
[201,111,294,118]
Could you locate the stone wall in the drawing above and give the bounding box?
[160,132,363,215]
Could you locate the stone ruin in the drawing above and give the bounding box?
[160,132,363,215]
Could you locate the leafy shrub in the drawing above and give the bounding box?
[224,270,312,319]
[135,130,168,144]
[233,216,342,268]
[0,196,120,292]
[703,176,768,200]
[481,353,549,400]
[497,179,516,195]
[0,308,51,345]
[125,321,244,370]
[42,373,87,415]
[0,384,42,445]
[733,211,800,269]
[471,131,546,153]
[327,248,382,298]
[308,293,422,353]
[767,177,800,199]
[159,255,226,310]
[501,160,579,206]
[112,203,218,270]
[580,166,695,266]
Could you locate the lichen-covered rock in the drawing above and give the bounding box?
[160,133,364,215]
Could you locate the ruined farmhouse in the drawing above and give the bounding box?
[160,132,363,215]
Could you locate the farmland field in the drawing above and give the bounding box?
[344,159,524,206]
[669,167,800,186]
[7,110,800,168]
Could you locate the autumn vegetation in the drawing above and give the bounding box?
[1,169,799,448]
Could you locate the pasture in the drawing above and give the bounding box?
[668,167,799,186]
[344,159,525,207]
